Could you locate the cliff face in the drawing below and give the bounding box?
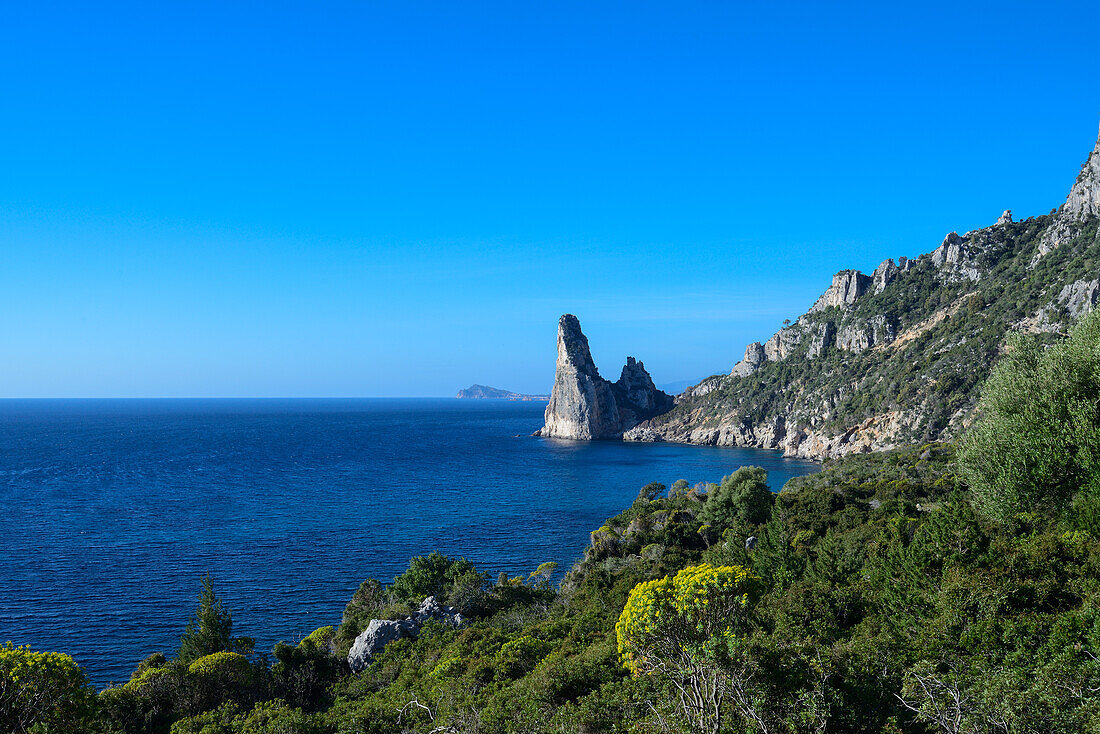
[625,124,1100,459]
[537,315,673,439]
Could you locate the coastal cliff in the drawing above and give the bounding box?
[537,315,673,439]
[624,124,1100,459]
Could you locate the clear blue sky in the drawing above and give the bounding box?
[2,1,1099,397]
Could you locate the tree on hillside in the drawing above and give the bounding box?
[178,575,254,664]
[0,643,97,734]
[959,309,1100,524]
[616,563,764,734]
[701,466,773,531]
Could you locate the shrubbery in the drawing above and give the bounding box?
[960,309,1100,525]
[10,326,1100,734]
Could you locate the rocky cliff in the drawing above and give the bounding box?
[537,314,674,439]
[625,123,1100,459]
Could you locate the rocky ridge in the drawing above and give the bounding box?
[537,315,674,439]
[624,124,1100,459]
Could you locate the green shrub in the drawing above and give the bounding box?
[0,642,97,734]
[700,466,773,531]
[959,310,1100,523]
[178,575,254,665]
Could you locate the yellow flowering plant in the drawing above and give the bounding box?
[614,564,763,734]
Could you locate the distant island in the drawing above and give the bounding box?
[456,384,549,400]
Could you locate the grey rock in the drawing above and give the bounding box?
[685,374,725,397]
[731,341,766,376]
[809,270,873,313]
[997,209,1013,225]
[763,327,802,361]
[872,259,899,294]
[930,232,982,282]
[537,315,673,439]
[1063,124,1100,221]
[1058,278,1100,319]
[348,596,468,673]
[931,232,966,267]
[348,619,413,672]
[1035,124,1100,263]
[836,315,895,353]
[807,322,836,359]
[744,536,758,550]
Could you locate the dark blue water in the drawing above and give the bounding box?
[0,398,818,685]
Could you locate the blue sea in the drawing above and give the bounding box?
[0,398,819,685]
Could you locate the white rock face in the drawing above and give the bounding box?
[807,322,836,358]
[808,270,872,313]
[835,315,896,353]
[1035,124,1100,264]
[1058,278,1100,319]
[348,619,415,672]
[731,341,766,376]
[1064,125,1100,221]
[537,315,672,439]
[347,596,467,673]
[764,327,801,361]
[997,209,1013,225]
[872,259,899,294]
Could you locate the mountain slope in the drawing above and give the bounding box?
[625,124,1100,459]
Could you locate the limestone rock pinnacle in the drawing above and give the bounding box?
[537,315,673,439]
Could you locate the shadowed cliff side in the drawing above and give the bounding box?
[536,315,673,439]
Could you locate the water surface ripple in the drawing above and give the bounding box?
[0,398,819,685]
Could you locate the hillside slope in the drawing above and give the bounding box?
[626,125,1100,459]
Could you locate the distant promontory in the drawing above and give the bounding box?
[456,384,549,400]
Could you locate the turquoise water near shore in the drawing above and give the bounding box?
[0,398,819,685]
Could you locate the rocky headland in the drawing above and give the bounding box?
[623,124,1100,459]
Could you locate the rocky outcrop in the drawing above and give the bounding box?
[536,315,673,439]
[763,327,802,361]
[1034,123,1100,264]
[1059,278,1100,318]
[836,315,896,353]
[929,232,983,281]
[623,122,1100,460]
[807,322,836,358]
[348,597,466,673]
[1021,278,1100,333]
[730,342,765,377]
[872,258,905,294]
[808,270,872,313]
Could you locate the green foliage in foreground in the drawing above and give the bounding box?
[0,642,98,733]
[14,442,1091,733]
[9,323,1100,733]
[960,308,1100,525]
[177,575,255,665]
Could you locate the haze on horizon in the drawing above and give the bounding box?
[3,1,1100,398]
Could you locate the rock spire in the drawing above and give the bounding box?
[536,315,673,439]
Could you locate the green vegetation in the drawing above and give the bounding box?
[177,575,254,665]
[8,318,1100,732]
[649,214,1100,445]
[0,642,98,733]
[959,310,1100,525]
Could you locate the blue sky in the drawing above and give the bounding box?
[2,1,1099,397]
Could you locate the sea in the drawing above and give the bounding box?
[0,398,819,686]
